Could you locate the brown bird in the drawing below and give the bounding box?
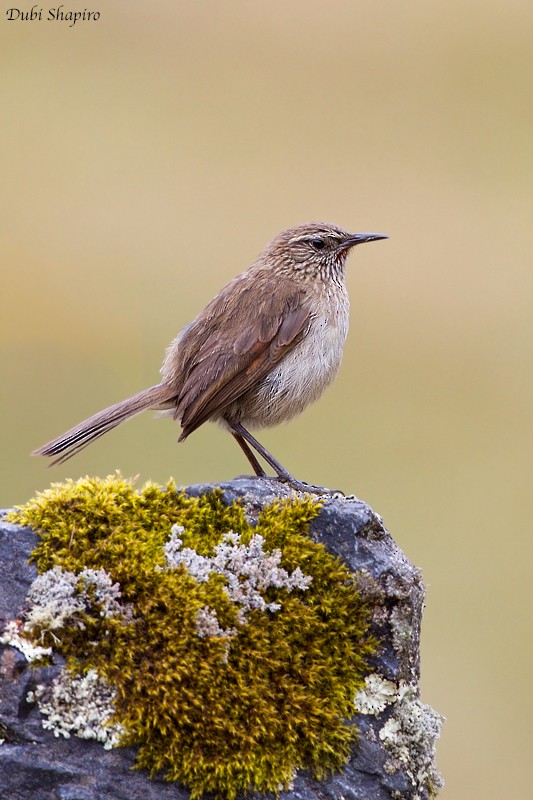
[34,222,387,493]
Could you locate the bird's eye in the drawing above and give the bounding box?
[310,237,325,250]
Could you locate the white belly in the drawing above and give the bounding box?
[235,285,349,429]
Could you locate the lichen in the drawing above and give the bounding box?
[165,526,312,625]
[354,673,398,714]
[354,674,443,798]
[390,603,416,656]
[8,475,376,800]
[0,620,52,662]
[27,668,125,749]
[24,565,130,637]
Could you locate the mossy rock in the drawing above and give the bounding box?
[9,475,376,800]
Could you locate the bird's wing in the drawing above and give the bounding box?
[173,272,311,438]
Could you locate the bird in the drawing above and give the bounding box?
[34,222,387,493]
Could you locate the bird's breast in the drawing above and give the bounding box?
[237,284,350,428]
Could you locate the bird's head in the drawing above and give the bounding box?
[261,222,388,282]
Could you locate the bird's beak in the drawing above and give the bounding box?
[338,233,389,252]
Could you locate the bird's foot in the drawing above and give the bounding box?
[273,474,344,497]
[232,473,344,497]
[285,480,344,497]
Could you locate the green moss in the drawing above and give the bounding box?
[10,475,376,800]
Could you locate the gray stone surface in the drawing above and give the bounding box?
[0,479,442,799]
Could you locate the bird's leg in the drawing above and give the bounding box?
[231,432,268,477]
[227,420,342,496]
[227,420,297,481]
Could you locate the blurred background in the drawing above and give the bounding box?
[1,1,532,797]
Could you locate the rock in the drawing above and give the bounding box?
[0,478,443,800]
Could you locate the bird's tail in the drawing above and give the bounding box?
[33,384,175,466]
